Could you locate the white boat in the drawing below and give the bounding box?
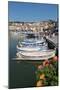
[17,38,48,51]
[17,45,41,51]
[16,32,55,60]
[16,50,56,60]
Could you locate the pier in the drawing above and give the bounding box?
[46,35,58,47]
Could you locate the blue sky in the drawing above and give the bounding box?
[8,2,58,22]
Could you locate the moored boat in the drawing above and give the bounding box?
[16,31,56,60]
[16,50,56,60]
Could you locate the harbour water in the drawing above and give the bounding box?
[9,31,36,88]
[9,31,57,88]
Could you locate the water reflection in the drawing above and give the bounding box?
[9,31,36,88]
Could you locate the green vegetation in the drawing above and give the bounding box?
[35,56,58,87]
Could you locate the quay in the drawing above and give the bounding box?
[46,35,58,47]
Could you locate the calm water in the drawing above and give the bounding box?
[9,31,58,88]
[9,31,36,88]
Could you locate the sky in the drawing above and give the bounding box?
[8,2,58,22]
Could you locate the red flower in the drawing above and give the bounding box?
[43,59,50,67]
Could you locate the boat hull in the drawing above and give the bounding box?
[16,50,56,60]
